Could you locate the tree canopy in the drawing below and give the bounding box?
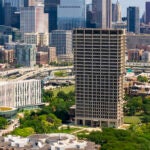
[12,127,35,137]
[137,75,148,82]
[0,117,7,129]
[78,126,150,150]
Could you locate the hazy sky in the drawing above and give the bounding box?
[86,0,148,17]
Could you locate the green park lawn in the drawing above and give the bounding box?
[58,127,80,134]
[52,85,75,97]
[54,70,68,77]
[124,116,142,124]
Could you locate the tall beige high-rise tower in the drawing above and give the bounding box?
[92,0,112,28]
[73,29,126,128]
[112,0,122,22]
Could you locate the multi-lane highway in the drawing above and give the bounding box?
[0,67,35,77]
[14,66,73,81]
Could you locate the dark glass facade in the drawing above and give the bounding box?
[86,4,96,28]
[44,0,60,32]
[127,7,140,34]
[0,0,4,25]
[4,2,20,28]
[146,2,150,24]
[24,0,29,7]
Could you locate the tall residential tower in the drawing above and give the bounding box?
[73,29,126,128]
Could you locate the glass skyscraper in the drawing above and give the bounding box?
[92,0,112,28]
[146,2,150,24]
[57,0,86,30]
[4,0,24,10]
[44,0,60,32]
[127,7,140,34]
[20,6,48,34]
[50,30,72,56]
[0,0,4,25]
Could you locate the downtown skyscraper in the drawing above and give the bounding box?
[73,29,126,128]
[44,0,60,32]
[0,0,4,25]
[146,2,150,24]
[92,0,112,28]
[57,0,86,30]
[112,0,122,22]
[20,6,48,34]
[127,7,140,34]
[4,0,24,10]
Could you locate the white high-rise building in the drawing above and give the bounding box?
[0,80,41,108]
[20,6,48,35]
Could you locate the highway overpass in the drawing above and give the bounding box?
[14,66,73,81]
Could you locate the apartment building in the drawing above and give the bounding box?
[0,47,14,64]
[0,80,41,108]
[73,29,126,128]
[15,43,36,67]
[24,32,49,46]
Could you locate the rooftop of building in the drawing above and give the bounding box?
[75,28,124,30]
[24,32,49,35]
[0,107,15,112]
[37,51,48,54]
[0,79,40,86]
[15,43,37,46]
[127,33,150,36]
[0,134,100,150]
[73,28,126,35]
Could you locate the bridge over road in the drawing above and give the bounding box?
[14,66,73,81]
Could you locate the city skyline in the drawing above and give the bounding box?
[87,0,148,17]
[92,0,112,28]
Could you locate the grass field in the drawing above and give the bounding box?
[54,70,68,77]
[52,85,75,97]
[58,127,80,134]
[124,116,142,124]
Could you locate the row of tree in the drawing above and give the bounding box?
[78,124,150,150]
[42,90,75,123]
[124,95,150,123]
[137,75,148,83]
[49,61,73,66]
[12,89,75,136]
